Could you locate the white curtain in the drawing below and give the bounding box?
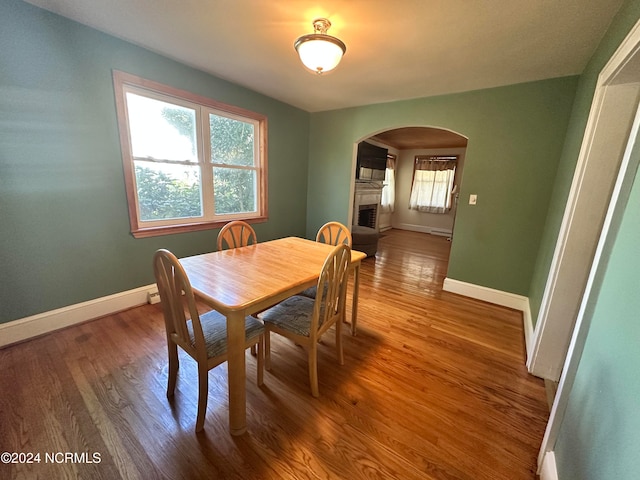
[409,157,456,213]
[381,167,395,213]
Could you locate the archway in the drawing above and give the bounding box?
[348,126,468,248]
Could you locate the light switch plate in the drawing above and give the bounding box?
[469,194,477,205]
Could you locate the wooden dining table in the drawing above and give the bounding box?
[179,236,367,435]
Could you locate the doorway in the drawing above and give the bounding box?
[528,31,640,382]
[536,18,640,473]
[350,126,468,249]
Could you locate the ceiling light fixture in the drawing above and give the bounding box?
[294,18,346,74]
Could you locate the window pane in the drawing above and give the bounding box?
[409,168,455,213]
[134,161,202,221]
[210,114,255,166]
[126,92,197,162]
[213,167,256,214]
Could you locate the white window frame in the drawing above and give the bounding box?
[113,70,268,238]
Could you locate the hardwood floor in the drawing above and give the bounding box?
[0,229,548,479]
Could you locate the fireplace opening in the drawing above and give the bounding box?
[358,204,378,229]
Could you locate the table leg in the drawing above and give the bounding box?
[351,262,361,336]
[226,310,247,435]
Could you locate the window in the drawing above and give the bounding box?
[113,71,267,238]
[409,155,457,213]
[380,154,396,213]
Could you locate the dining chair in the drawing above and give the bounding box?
[153,249,264,432]
[300,221,352,299]
[315,221,352,247]
[217,220,257,251]
[259,243,351,397]
[216,220,260,355]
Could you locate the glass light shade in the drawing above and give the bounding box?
[295,30,346,74]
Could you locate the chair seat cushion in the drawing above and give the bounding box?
[259,295,315,337]
[187,310,264,359]
[299,285,317,299]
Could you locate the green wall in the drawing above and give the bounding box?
[555,145,640,479]
[528,0,640,326]
[0,0,310,324]
[307,78,578,295]
[541,0,640,477]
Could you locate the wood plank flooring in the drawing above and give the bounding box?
[0,229,549,479]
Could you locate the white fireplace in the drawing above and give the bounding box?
[353,181,383,231]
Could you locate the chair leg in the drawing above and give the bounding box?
[251,311,266,352]
[195,364,209,432]
[256,335,264,386]
[166,340,179,398]
[308,344,319,398]
[336,318,344,366]
[265,329,272,371]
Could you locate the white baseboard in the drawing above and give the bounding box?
[443,277,534,358]
[0,284,157,348]
[394,223,453,237]
[443,277,529,310]
[539,451,559,480]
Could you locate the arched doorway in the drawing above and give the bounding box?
[349,126,468,249]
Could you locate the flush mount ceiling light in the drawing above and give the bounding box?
[294,18,346,74]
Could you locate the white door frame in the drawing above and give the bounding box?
[537,18,640,472]
[527,19,640,381]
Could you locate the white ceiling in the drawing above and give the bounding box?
[24,0,624,113]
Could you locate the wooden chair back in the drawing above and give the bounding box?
[217,220,257,250]
[310,243,351,340]
[316,221,352,247]
[153,249,205,362]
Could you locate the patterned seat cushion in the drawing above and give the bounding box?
[187,310,264,359]
[299,285,317,299]
[299,282,331,300]
[259,295,316,337]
